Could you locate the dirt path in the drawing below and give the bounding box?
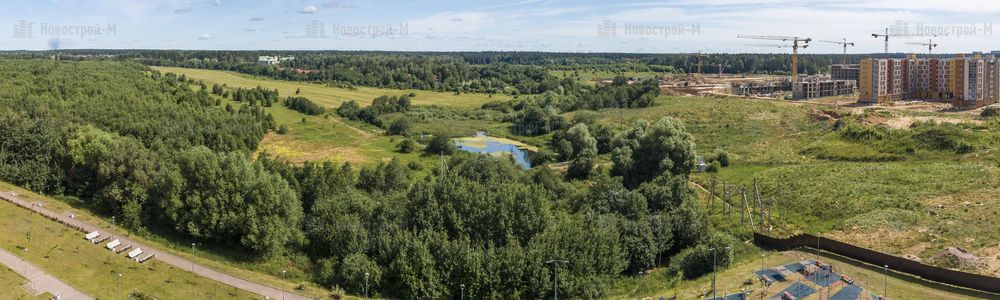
[0,191,312,300]
[0,248,94,300]
[329,115,374,138]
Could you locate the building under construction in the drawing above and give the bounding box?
[730,79,792,97]
[858,54,1000,107]
[792,76,856,100]
[831,64,859,81]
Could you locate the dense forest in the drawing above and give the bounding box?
[0,59,746,298]
[3,50,903,95]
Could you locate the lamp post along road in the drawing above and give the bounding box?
[709,246,731,300]
[545,259,569,300]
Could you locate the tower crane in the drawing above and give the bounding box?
[872,28,910,55]
[816,38,854,65]
[906,38,938,56]
[694,50,710,77]
[738,34,811,80]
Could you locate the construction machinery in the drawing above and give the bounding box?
[816,38,855,64]
[738,34,811,80]
[906,38,938,56]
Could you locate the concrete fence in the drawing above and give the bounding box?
[753,232,1000,294]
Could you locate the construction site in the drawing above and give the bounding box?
[654,32,1000,110]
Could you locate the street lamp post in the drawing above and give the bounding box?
[118,273,122,300]
[708,246,731,300]
[191,243,196,272]
[460,283,465,300]
[883,264,888,298]
[545,259,569,300]
[281,270,286,300]
[364,272,370,300]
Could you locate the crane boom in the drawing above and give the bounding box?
[740,34,811,80]
[906,38,938,55]
[816,38,854,64]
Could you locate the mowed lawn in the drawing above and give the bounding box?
[0,197,261,299]
[0,264,49,299]
[152,66,509,109]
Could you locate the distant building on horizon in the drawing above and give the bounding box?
[258,55,295,66]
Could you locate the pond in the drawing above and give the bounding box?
[453,132,534,169]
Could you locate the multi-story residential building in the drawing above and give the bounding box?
[831,64,859,81]
[792,76,856,100]
[858,55,1000,108]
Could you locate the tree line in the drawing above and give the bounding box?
[0,59,744,298]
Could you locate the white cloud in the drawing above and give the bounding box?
[409,12,492,34]
[299,5,319,14]
[197,34,213,40]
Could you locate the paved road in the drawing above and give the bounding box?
[1,191,311,300]
[0,247,95,300]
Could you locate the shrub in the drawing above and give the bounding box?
[277,124,289,134]
[566,150,596,179]
[713,149,730,167]
[425,132,455,155]
[397,139,415,153]
[981,106,1000,118]
[387,118,413,136]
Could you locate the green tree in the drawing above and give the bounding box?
[425,132,456,155]
[340,252,382,294]
[612,117,696,189]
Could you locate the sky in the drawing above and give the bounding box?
[2,0,999,54]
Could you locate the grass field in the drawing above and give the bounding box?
[0,265,49,300]
[0,188,261,299]
[0,181,343,299]
[152,66,509,109]
[610,250,996,299]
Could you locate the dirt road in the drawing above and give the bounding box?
[0,191,312,300]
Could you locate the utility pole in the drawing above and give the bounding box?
[545,259,569,300]
[708,246,731,300]
[191,243,196,272]
[883,265,888,299]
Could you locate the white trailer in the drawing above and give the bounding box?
[84,231,99,241]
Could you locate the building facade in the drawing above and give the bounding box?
[831,64,859,81]
[858,55,1000,107]
[793,77,856,100]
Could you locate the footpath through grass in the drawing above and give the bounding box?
[0,265,49,300]
[0,181,344,299]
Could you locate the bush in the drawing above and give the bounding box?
[425,132,455,155]
[340,253,382,294]
[713,149,730,167]
[981,106,1000,118]
[566,151,596,179]
[277,124,289,134]
[387,118,413,136]
[397,139,416,153]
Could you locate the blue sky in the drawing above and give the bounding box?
[3,0,999,53]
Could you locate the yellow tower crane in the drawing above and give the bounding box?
[738,35,811,81]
